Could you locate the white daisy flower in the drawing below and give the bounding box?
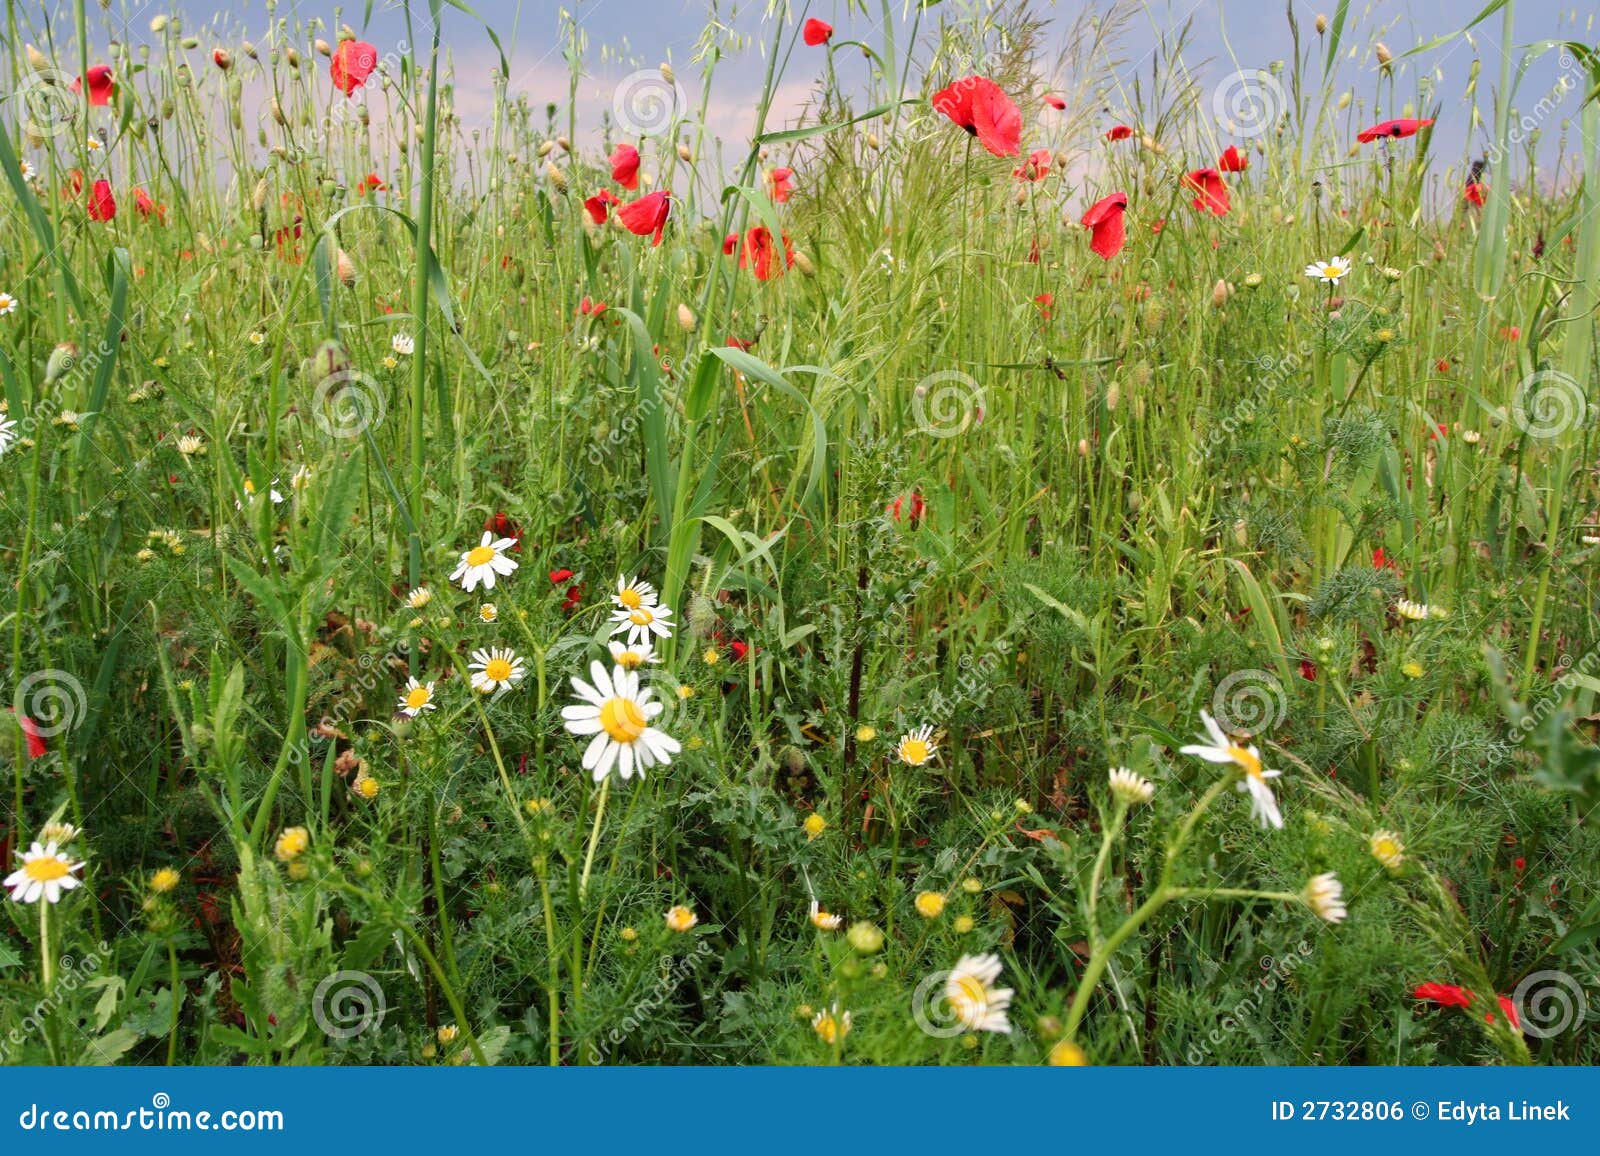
[608,600,674,646]
[38,822,80,845]
[391,332,414,356]
[176,434,205,456]
[0,291,17,316]
[808,900,843,931]
[1107,766,1155,805]
[1304,873,1347,923]
[469,646,526,694]
[812,1003,852,1044]
[406,587,433,609]
[612,574,659,610]
[236,477,284,507]
[561,660,681,783]
[0,415,17,456]
[19,161,36,182]
[944,953,1013,1034]
[397,677,436,716]
[895,724,938,766]
[85,137,103,153]
[1369,829,1405,869]
[1303,255,1351,283]
[608,639,660,670]
[4,842,85,905]
[450,531,519,593]
[1179,709,1284,829]
[478,603,497,623]
[1395,598,1431,621]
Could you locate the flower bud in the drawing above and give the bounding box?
[1315,13,1328,33]
[659,61,675,84]
[314,37,331,57]
[676,303,697,331]
[213,47,232,70]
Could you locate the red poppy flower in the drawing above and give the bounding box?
[73,65,115,106]
[610,143,641,191]
[1495,995,1520,1029]
[1218,144,1249,172]
[617,190,671,246]
[1043,94,1067,110]
[275,218,304,262]
[1105,124,1133,141]
[561,584,584,612]
[1081,191,1129,260]
[722,233,739,256]
[1356,117,1434,144]
[1464,181,1487,206]
[1298,659,1318,682]
[1012,148,1052,181]
[1183,168,1229,216]
[329,40,378,97]
[7,709,47,759]
[133,187,164,221]
[888,491,925,523]
[931,76,1021,158]
[1500,326,1521,341]
[1413,982,1474,1009]
[87,179,116,221]
[725,336,754,350]
[1435,358,1450,372]
[578,296,607,317]
[1150,218,1165,234]
[549,568,575,585]
[766,166,795,203]
[356,173,386,195]
[584,189,621,225]
[729,640,750,661]
[1372,547,1396,570]
[802,18,834,46]
[1514,856,1526,872]
[1033,292,1054,319]
[482,512,522,552]
[738,226,794,281]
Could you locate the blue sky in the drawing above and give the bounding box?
[39,1,1597,181]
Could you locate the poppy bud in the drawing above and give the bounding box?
[25,43,49,71]
[677,143,693,162]
[1243,272,1263,288]
[676,303,697,331]
[213,47,232,70]
[286,46,301,68]
[659,61,675,84]
[1014,185,1027,206]
[46,343,79,383]
[537,139,554,157]
[866,132,881,150]
[149,14,168,32]
[243,41,257,59]
[1211,279,1233,307]
[1375,42,1392,66]
[1315,13,1327,33]
[315,38,331,57]
[340,23,357,41]
[1077,438,1090,457]
[181,35,199,49]
[1337,90,1352,110]
[556,136,571,152]
[792,251,815,277]
[544,161,567,193]
[336,248,357,286]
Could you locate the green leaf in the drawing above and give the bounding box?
[754,99,917,145]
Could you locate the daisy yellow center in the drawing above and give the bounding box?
[406,686,432,709]
[243,479,256,494]
[466,545,497,567]
[629,608,655,626]
[815,1016,840,1043]
[484,658,514,682]
[617,650,643,670]
[900,739,930,765]
[1321,264,1341,277]
[951,975,987,1011]
[24,857,69,883]
[1227,744,1262,778]
[599,697,648,743]
[619,588,642,608]
[1374,838,1399,859]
